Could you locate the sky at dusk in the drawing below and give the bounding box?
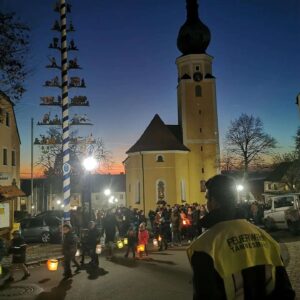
[1,0,300,177]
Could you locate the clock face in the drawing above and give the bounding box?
[193,72,203,82]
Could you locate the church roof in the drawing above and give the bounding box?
[126,114,189,154]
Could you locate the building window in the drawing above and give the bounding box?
[201,168,204,174]
[3,149,7,165]
[5,112,10,127]
[156,155,164,162]
[199,110,202,115]
[128,184,131,193]
[200,128,202,133]
[11,150,16,166]
[180,180,186,202]
[196,66,200,71]
[156,180,165,202]
[200,180,206,192]
[201,146,203,151]
[195,85,202,97]
[135,181,140,204]
[120,194,124,200]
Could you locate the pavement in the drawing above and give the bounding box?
[0,233,299,299]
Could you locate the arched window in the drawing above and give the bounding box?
[156,155,164,162]
[195,85,202,97]
[135,181,141,204]
[200,180,206,192]
[156,180,166,202]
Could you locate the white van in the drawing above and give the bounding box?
[263,194,300,231]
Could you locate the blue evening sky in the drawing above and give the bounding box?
[1,0,300,176]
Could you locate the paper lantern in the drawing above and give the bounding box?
[95,244,102,254]
[75,249,81,257]
[47,259,58,271]
[183,220,187,225]
[137,244,145,253]
[123,238,128,245]
[153,239,158,247]
[117,240,124,249]
[158,235,162,242]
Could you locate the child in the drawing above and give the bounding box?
[138,222,149,258]
[124,226,137,258]
[8,230,30,281]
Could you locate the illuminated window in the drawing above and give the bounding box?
[156,180,166,202]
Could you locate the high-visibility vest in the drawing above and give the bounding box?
[187,219,284,300]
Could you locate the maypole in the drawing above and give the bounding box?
[60,0,71,221]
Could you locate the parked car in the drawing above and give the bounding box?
[36,210,64,219]
[263,194,300,233]
[20,215,62,243]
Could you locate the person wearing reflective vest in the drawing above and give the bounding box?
[187,175,295,300]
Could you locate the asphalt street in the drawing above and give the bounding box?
[1,230,300,300]
[0,247,193,300]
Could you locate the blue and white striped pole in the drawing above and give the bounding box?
[60,0,71,222]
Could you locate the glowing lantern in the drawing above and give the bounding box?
[96,244,102,254]
[123,238,128,245]
[183,220,187,226]
[117,240,124,249]
[153,239,158,247]
[137,244,145,253]
[158,235,162,241]
[75,249,81,257]
[47,259,58,271]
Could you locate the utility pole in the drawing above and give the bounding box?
[30,117,34,214]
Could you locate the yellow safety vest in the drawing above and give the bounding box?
[187,219,283,300]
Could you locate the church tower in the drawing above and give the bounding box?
[176,0,220,203]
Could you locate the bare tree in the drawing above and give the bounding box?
[36,128,113,176]
[225,113,277,179]
[0,12,30,102]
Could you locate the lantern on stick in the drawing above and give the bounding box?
[96,244,102,254]
[158,235,162,242]
[123,238,128,245]
[47,259,58,271]
[117,240,124,249]
[153,239,158,247]
[137,244,145,253]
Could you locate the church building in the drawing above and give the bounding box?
[124,0,220,213]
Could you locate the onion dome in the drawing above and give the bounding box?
[177,0,211,55]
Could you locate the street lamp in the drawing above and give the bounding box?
[82,156,98,220]
[236,184,244,203]
[104,188,111,196]
[56,199,61,205]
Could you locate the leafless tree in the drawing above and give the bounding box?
[0,12,30,102]
[225,113,276,179]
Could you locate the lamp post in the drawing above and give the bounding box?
[236,184,244,204]
[83,156,98,220]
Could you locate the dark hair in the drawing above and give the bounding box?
[205,175,237,207]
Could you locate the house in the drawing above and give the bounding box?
[0,91,24,240]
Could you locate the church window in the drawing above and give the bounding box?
[196,66,200,71]
[199,110,202,115]
[180,180,186,202]
[135,181,140,204]
[156,180,166,202]
[202,168,204,174]
[200,180,206,192]
[195,85,202,97]
[156,155,164,162]
[201,146,203,151]
[200,128,202,133]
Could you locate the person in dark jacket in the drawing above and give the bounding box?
[8,231,30,281]
[86,221,100,267]
[188,175,295,300]
[103,210,118,259]
[62,224,80,279]
[124,226,137,258]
